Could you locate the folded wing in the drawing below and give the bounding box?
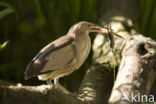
[24,35,75,80]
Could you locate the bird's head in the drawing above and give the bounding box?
[67,21,106,37]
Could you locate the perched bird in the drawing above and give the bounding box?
[24,21,108,93]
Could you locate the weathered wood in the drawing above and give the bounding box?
[108,35,156,104]
[79,0,156,104]
[0,0,156,104]
[0,84,83,104]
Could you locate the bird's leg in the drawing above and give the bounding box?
[54,78,84,100]
[46,79,53,86]
[54,78,71,94]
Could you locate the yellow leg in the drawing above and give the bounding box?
[54,78,71,94]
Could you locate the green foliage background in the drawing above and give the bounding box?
[139,0,156,39]
[0,0,155,91]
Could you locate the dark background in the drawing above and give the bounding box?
[0,0,156,92]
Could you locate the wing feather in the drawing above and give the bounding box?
[24,35,75,80]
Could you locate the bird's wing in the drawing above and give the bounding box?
[24,35,75,80]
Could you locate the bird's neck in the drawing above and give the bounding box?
[74,32,91,69]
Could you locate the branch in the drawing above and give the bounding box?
[79,0,156,104]
[0,0,156,104]
[109,35,156,104]
[0,84,83,104]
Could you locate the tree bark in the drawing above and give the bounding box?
[0,0,156,104]
[0,84,83,104]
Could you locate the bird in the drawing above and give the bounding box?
[24,21,109,93]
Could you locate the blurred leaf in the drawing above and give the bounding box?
[149,3,156,39]
[34,0,46,25]
[0,79,16,85]
[139,0,154,34]
[0,1,19,19]
[0,41,9,51]
[0,8,14,19]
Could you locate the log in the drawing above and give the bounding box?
[0,0,156,104]
[0,84,83,104]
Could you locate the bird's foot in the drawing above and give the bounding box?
[66,92,85,102]
[76,93,86,102]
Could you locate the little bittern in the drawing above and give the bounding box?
[24,21,112,93]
